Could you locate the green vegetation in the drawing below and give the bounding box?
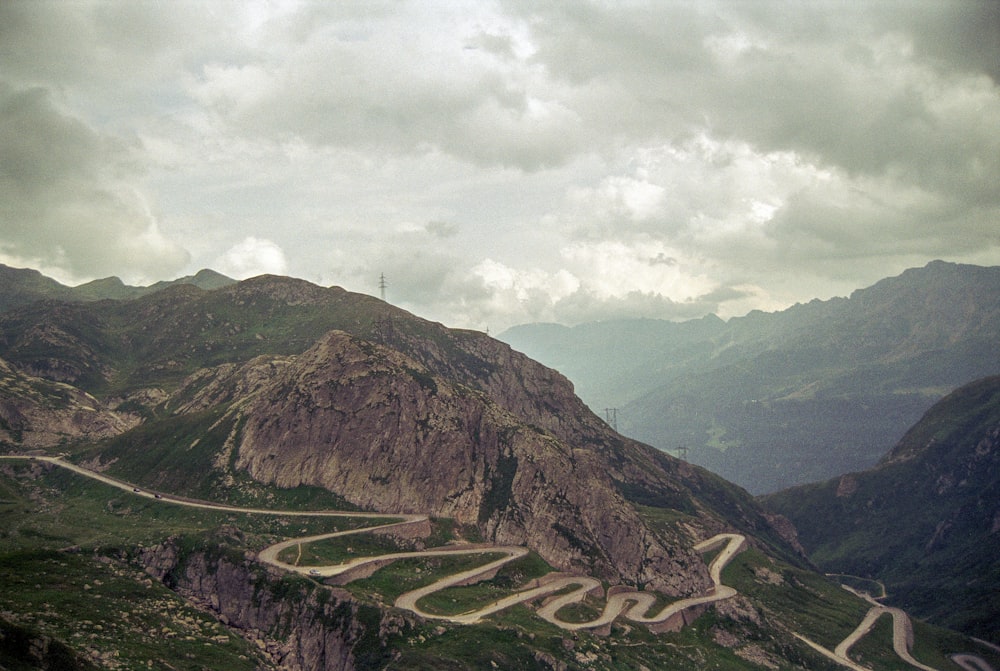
[0,457,989,670]
[721,547,987,671]
[0,550,267,671]
[762,375,1000,641]
[276,523,410,565]
[0,462,352,554]
[69,408,357,511]
[415,553,553,616]
[0,463,276,669]
[829,573,886,599]
[547,597,603,625]
[347,553,511,605]
[725,547,872,651]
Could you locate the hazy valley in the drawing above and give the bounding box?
[500,261,1000,494]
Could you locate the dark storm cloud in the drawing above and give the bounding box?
[0,0,997,329]
[505,0,1000,186]
[0,83,188,281]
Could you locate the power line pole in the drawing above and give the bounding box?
[378,273,387,301]
[604,408,618,432]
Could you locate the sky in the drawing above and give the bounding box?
[1,1,998,332]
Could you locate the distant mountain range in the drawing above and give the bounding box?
[501,261,1000,493]
[0,264,234,312]
[762,375,1000,643]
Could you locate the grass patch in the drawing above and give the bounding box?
[68,411,356,512]
[0,550,268,670]
[0,462,349,555]
[550,596,604,624]
[347,553,509,604]
[275,518,408,564]
[414,553,553,616]
[276,525,415,565]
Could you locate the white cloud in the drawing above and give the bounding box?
[215,237,288,279]
[0,83,189,284]
[1,0,998,329]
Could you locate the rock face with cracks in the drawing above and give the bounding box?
[141,539,380,671]
[177,329,777,595]
[0,356,139,448]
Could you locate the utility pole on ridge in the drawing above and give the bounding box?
[604,408,618,432]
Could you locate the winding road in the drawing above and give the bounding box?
[3,454,996,670]
[794,586,997,671]
[1,455,744,630]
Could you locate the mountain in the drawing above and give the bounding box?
[0,356,140,447]
[0,274,793,589]
[0,264,78,311]
[1,268,993,668]
[762,375,1000,643]
[0,263,235,308]
[500,261,1000,493]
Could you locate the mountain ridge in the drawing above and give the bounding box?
[1,264,994,668]
[500,260,1000,493]
[0,270,799,594]
[761,374,1000,643]
[0,263,236,310]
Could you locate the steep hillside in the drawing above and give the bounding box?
[183,330,803,591]
[762,375,1000,642]
[0,273,795,594]
[0,356,139,447]
[500,261,1000,493]
[0,265,77,311]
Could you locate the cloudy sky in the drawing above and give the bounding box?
[1,1,998,331]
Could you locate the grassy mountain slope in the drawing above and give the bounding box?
[2,455,992,670]
[500,261,1000,493]
[1,268,995,667]
[762,375,1000,642]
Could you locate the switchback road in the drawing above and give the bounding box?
[3,453,993,670]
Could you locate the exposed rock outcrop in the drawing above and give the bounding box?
[178,330,757,595]
[0,357,139,448]
[141,538,393,671]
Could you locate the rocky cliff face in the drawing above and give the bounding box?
[168,329,784,595]
[140,534,391,671]
[0,357,139,449]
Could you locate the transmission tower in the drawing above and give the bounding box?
[378,273,387,301]
[604,408,618,432]
[676,445,689,461]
